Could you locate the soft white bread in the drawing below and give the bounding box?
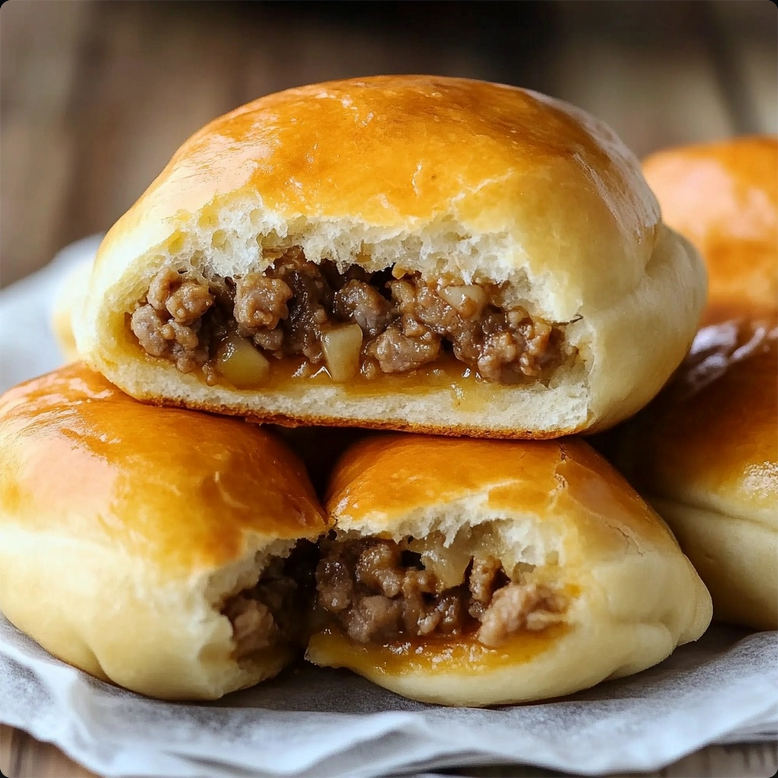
[51,259,93,362]
[306,434,711,706]
[74,76,706,438]
[0,364,329,700]
[643,136,777,324]
[609,317,778,630]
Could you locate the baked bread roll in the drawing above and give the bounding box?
[610,316,778,630]
[306,434,711,706]
[643,137,777,323]
[0,364,329,700]
[74,76,705,438]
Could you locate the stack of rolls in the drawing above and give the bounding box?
[1,76,718,705]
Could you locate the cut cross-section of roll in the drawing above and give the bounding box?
[73,76,706,438]
[306,434,712,706]
[0,364,330,700]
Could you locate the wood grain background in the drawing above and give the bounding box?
[1,0,776,289]
[0,2,776,776]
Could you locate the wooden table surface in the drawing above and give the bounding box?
[0,2,776,777]
[1,724,777,778]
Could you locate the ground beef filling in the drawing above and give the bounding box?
[221,557,305,660]
[130,248,570,383]
[315,538,566,648]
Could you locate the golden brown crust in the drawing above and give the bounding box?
[326,434,685,555]
[0,364,326,573]
[307,433,712,705]
[624,316,777,519]
[643,137,778,321]
[0,364,329,700]
[97,75,660,277]
[608,316,777,629]
[633,138,777,628]
[75,76,706,438]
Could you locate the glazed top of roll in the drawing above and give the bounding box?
[0,364,329,699]
[309,433,711,706]
[75,76,705,437]
[94,75,661,315]
[0,364,326,570]
[643,136,777,320]
[619,316,778,525]
[326,434,686,558]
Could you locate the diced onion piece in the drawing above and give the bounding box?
[421,547,472,590]
[321,324,363,382]
[406,536,473,590]
[216,333,270,388]
[439,284,487,317]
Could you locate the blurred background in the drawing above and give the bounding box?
[1,0,775,287]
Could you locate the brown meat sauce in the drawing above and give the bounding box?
[129,248,572,384]
[221,544,317,660]
[221,537,566,657]
[315,536,566,648]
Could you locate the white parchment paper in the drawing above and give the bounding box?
[0,239,776,778]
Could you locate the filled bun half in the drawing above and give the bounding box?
[0,364,329,700]
[74,76,705,438]
[609,316,778,630]
[306,434,711,706]
[643,136,777,323]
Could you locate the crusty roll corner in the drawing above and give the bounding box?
[74,76,706,438]
[0,364,329,700]
[306,434,712,706]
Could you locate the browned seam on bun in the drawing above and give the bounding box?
[643,136,778,323]
[0,363,330,700]
[306,433,711,706]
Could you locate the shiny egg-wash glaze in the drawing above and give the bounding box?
[643,136,778,323]
[611,317,778,630]
[0,364,329,700]
[307,433,712,707]
[74,76,706,439]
